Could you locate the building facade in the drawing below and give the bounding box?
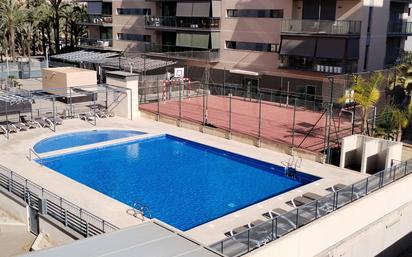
[79,0,412,91]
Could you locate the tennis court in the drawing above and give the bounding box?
[140,94,356,152]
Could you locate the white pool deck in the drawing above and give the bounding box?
[0,117,366,246]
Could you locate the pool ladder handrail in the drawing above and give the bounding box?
[132,202,152,220]
[27,148,44,165]
[283,156,302,179]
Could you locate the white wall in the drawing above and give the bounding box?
[247,173,412,257]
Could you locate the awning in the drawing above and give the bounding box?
[192,2,210,17]
[316,38,345,59]
[176,33,193,48]
[191,34,210,49]
[211,32,220,49]
[346,38,359,59]
[212,1,221,17]
[230,69,259,76]
[279,37,316,57]
[176,2,193,17]
[87,2,102,15]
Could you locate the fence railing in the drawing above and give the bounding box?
[139,82,360,155]
[209,159,412,256]
[281,19,362,35]
[145,16,220,30]
[143,43,220,62]
[79,38,113,49]
[0,165,118,237]
[387,21,412,35]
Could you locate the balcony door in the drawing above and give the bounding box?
[302,0,336,21]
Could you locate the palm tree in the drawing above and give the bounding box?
[387,64,412,110]
[0,0,25,60]
[339,72,383,135]
[49,0,69,54]
[376,104,411,141]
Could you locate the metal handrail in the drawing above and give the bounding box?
[211,159,412,256]
[27,148,43,164]
[0,164,118,236]
[132,202,152,220]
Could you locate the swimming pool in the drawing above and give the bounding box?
[34,130,145,153]
[38,134,319,231]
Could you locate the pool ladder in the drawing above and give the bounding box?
[283,156,302,179]
[132,202,152,221]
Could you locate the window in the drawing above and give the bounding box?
[117,33,151,42]
[227,9,283,18]
[116,8,151,15]
[226,41,279,52]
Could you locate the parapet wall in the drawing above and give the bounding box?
[247,173,412,257]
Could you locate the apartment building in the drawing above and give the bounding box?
[79,0,412,92]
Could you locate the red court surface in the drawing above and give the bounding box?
[140,95,353,152]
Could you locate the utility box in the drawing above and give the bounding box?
[340,135,403,174]
[42,67,97,95]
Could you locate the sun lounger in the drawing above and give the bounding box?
[286,196,312,208]
[0,125,6,134]
[79,112,97,122]
[35,118,51,128]
[13,122,28,131]
[46,117,63,125]
[224,224,249,237]
[20,116,40,128]
[302,192,323,201]
[325,183,347,192]
[4,123,18,133]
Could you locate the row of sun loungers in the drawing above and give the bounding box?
[78,109,114,122]
[0,116,64,136]
[219,184,358,255]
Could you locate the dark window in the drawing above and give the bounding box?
[117,8,151,15]
[226,41,279,52]
[227,9,283,18]
[117,33,151,42]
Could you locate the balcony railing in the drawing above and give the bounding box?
[281,19,361,35]
[387,21,412,35]
[145,16,220,30]
[144,43,220,62]
[82,14,113,26]
[210,159,412,257]
[79,38,113,49]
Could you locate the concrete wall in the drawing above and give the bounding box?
[247,173,412,257]
[106,72,139,120]
[340,135,402,174]
[38,215,81,247]
[0,189,29,230]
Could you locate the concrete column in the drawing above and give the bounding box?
[105,71,139,120]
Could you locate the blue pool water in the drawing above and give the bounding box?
[34,130,145,153]
[39,135,319,231]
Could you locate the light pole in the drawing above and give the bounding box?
[45,43,49,68]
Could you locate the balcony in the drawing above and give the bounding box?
[281,19,361,36]
[81,15,113,26]
[143,43,220,62]
[79,38,113,50]
[387,21,412,36]
[145,16,220,31]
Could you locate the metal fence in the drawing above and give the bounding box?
[210,159,412,257]
[139,81,362,157]
[0,60,47,79]
[0,164,118,237]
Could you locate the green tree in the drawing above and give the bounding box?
[0,0,26,60]
[375,104,411,141]
[387,64,412,109]
[339,72,383,135]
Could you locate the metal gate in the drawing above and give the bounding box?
[29,206,39,235]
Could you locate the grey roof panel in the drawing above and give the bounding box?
[20,221,223,257]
